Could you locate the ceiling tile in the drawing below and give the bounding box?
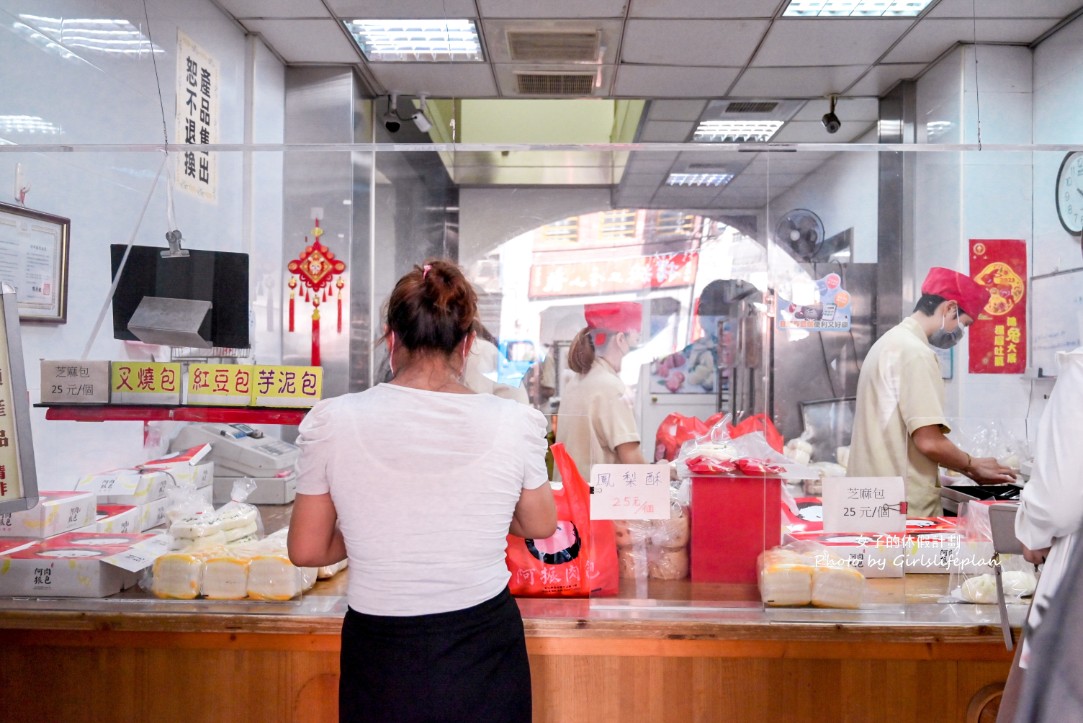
[638,120,694,141]
[218,0,331,19]
[476,0,627,19]
[846,63,926,95]
[620,172,669,187]
[621,19,770,65]
[614,65,741,97]
[370,64,498,96]
[792,96,878,121]
[772,119,876,143]
[625,153,681,171]
[327,0,479,18]
[646,100,709,121]
[885,18,1064,63]
[629,0,783,19]
[243,19,360,63]
[729,66,866,97]
[754,18,914,66]
[927,0,1083,19]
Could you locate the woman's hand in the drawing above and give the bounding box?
[1022,544,1050,566]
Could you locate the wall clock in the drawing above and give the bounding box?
[1055,151,1083,235]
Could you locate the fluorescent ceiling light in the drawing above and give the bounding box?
[0,115,63,135]
[783,0,933,17]
[344,19,483,62]
[17,15,162,55]
[693,120,783,143]
[665,173,734,188]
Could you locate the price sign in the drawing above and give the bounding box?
[822,477,907,534]
[104,535,171,573]
[589,464,671,521]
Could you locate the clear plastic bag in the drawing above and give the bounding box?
[947,501,1036,604]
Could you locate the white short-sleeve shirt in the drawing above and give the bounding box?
[555,358,640,484]
[848,317,949,517]
[295,384,549,616]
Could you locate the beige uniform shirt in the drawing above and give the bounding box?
[555,358,640,484]
[848,316,949,517]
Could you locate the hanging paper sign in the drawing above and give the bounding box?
[186,364,253,406]
[776,273,852,332]
[969,239,1027,374]
[252,365,323,408]
[589,464,671,521]
[821,477,907,534]
[110,362,182,405]
[174,30,219,202]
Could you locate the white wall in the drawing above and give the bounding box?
[0,0,285,487]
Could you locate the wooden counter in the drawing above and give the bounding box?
[0,507,1018,722]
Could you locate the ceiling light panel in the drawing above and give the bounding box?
[693,120,783,143]
[783,0,933,17]
[665,173,734,187]
[343,19,483,62]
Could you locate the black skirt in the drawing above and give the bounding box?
[339,587,532,723]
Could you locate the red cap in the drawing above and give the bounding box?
[920,267,990,318]
[584,302,642,333]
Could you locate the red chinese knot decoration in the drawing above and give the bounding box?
[287,217,347,366]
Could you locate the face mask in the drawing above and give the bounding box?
[928,309,965,350]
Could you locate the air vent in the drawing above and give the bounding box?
[507,30,600,62]
[725,101,778,114]
[516,72,595,96]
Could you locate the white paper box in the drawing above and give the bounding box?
[138,497,171,531]
[0,491,96,538]
[141,446,214,489]
[76,469,171,505]
[94,505,141,534]
[0,532,154,597]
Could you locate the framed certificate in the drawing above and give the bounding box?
[0,202,70,323]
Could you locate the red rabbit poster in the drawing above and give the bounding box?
[969,239,1027,374]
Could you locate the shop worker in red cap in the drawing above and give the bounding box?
[848,267,1018,517]
[556,301,648,482]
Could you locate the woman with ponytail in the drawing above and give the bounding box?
[288,259,556,722]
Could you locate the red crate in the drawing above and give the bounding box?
[690,475,783,584]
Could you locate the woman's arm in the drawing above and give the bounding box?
[509,484,557,539]
[287,492,347,567]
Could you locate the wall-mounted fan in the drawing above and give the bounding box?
[775,209,825,262]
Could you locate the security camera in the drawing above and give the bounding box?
[384,93,401,133]
[821,111,841,134]
[821,95,841,134]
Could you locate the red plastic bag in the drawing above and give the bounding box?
[506,443,619,597]
[727,413,784,453]
[654,413,709,462]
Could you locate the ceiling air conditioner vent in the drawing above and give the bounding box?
[507,30,600,62]
[725,101,778,114]
[516,72,595,96]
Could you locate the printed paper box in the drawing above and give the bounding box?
[94,505,140,534]
[142,445,214,489]
[186,364,254,406]
[0,490,96,538]
[138,497,171,531]
[785,530,905,579]
[0,532,156,597]
[110,362,182,405]
[251,365,322,408]
[76,469,171,505]
[39,360,110,404]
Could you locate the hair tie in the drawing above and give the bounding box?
[422,264,432,279]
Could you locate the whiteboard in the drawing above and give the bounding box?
[1031,268,1083,377]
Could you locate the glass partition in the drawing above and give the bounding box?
[0,141,1051,625]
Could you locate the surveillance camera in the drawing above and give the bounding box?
[384,114,401,133]
[821,112,841,134]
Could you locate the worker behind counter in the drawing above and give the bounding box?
[848,267,1017,517]
[555,301,647,482]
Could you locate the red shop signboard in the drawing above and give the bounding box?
[969,239,1027,374]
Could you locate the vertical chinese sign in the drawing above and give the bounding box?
[175,30,219,202]
[969,239,1027,374]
